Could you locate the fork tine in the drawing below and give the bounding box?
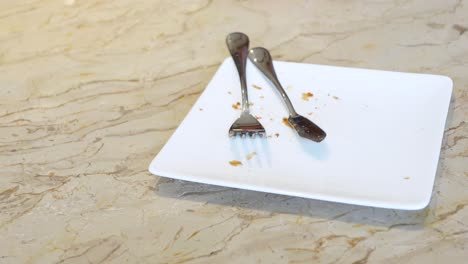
[228,117,266,138]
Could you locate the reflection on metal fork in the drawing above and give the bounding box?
[226,32,266,138]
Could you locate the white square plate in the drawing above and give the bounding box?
[149,58,452,210]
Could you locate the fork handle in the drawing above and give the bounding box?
[248,47,298,117]
[226,32,250,113]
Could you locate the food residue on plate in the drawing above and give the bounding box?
[255,116,262,120]
[229,160,242,166]
[302,92,314,101]
[199,108,203,111]
[232,102,241,109]
[246,152,257,160]
[274,133,280,138]
[228,91,232,95]
[282,117,291,127]
[404,176,410,180]
[252,84,263,90]
[260,96,264,99]
[332,96,339,100]
[249,102,254,106]
[307,112,313,115]
[287,85,293,90]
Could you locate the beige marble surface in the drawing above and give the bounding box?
[0,0,467,263]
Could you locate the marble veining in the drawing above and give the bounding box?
[0,0,467,263]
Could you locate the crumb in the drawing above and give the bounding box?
[246,152,257,160]
[332,96,339,100]
[255,116,262,119]
[199,108,203,111]
[48,171,55,177]
[232,102,241,109]
[267,135,272,138]
[274,133,280,138]
[315,107,318,110]
[282,117,291,127]
[270,118,273,121]
[252,84,262,90]
[307,112,313,115]
[287,85,293,90]
[228,91,232,95]
[249,102,254,106]
[404,176,410,180]
[302,92,314,101]
[260,96,264,99]
[453,24,468,35]
[327,93,330,96]
[229,160,242,166]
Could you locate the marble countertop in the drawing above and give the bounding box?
[1,1,467,263]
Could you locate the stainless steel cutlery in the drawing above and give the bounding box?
[226,32,267,138]
[248,47,326,142]
[226,32,326,142]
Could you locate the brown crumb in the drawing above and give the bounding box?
[332,96,339,100]
[274,133,280,138]
[404,176,410,180]
[249,102,254,106]
[228,91,232,95]
[199,108,203,111]
[307,112,313,115]
[255,116,262,119]
[282,117,291,127]
[232,102,241,109]
[229,160,242,166]
[302,92,314,101]
[246,152,257,160]
[48,171,55,177]
[260,96,265,99]
[453,24,468,35]
[267,135,272,138]
[252,84,263,90]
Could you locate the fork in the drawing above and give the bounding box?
[248,47,327,142]
[226,32,266,138]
